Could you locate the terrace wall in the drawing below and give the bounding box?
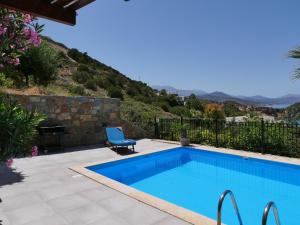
[11,94,121,147]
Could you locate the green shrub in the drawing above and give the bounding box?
[194,129,215,145]
[1,66,26,88]
[94,77,105,88]
[77,64,90,72]
[84,79,98,91]
[107,87,124,100]
[72,70,91,84]
[154,101,170,112]
[170,106,192,117]
[56,51,72,66]
[68,85,85,96]
[67,49,89,64]
[0,73,15,88]
[19,43,59,86]
[0,95,45,162]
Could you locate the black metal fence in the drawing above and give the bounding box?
[154,117,300,158]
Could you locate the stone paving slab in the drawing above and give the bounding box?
[0,139,187,225]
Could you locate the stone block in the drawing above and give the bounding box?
[57,113,71,120]
[29,96,41,102]
[72,120,80,126]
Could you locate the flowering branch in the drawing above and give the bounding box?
[0,9,44,68]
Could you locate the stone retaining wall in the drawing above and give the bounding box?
[11,94,121,147]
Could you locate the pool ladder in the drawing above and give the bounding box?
[217,190,281,225]
[0,198,2,225]
[262,202,281,225]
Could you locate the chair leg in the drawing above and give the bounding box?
[132,145,135,152]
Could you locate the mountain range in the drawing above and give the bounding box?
[152,85,207,97]
[152,85,300,108]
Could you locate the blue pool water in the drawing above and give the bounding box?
[88,147,300,225]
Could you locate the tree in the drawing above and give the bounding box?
[204,103,225,120]
[0,9,43,68]
[223,101,244,117]
[170,106,192,117]
[19,43,59,86]
[107,86,124,100]
[159,89,167,96]
[186,94,204,112]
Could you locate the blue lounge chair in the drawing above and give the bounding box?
[106,127,136,152]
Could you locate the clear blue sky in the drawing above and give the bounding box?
[40,0,300,97]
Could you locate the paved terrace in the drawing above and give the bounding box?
[0,139,190,225]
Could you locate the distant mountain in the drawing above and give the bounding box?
[151,85,206,97]
[240,94,300,106]
[199,92,258,105]
[151,85,300,108]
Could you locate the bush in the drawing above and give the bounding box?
[68,85,85,96]
[204,103,225,120]
[0,66,25,88]
[19,43,59,86]
[154,101,170,112]
[170,106,192,117]
[84,79,98,91]
[0,95,45,162]
[107,87,124,100]
[72,70,91,84]
[94,77,105,88]
[77,64,90,72]
[0,73,15,88]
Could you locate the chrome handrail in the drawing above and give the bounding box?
[0,198,2,225]
[262,202,281,225]
[217,190,243,225]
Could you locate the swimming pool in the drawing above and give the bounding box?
[85,147,300,225]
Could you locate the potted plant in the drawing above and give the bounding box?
[178,124,190,146]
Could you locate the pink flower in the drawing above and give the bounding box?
[6,158,13,168]
[23,14,32,24]
[13,58,20,66]
[23,28,41,47]
[9,58,20,66]
[31,146,38,157]
[23,28,31,38]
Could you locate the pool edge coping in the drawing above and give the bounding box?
[70,146,218,225]
[70,141,300,225]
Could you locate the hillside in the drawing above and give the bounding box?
[0,36,177,124]
[198,91,257,105]
[285,102,300,121]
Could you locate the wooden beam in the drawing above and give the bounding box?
[0,0,76,25]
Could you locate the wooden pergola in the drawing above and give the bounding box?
[0,0,124,26]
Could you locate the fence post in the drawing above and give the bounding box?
[154,116,158,139]
[180,116,183,125]
[261,119,265,154]
[215,119,219,147]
